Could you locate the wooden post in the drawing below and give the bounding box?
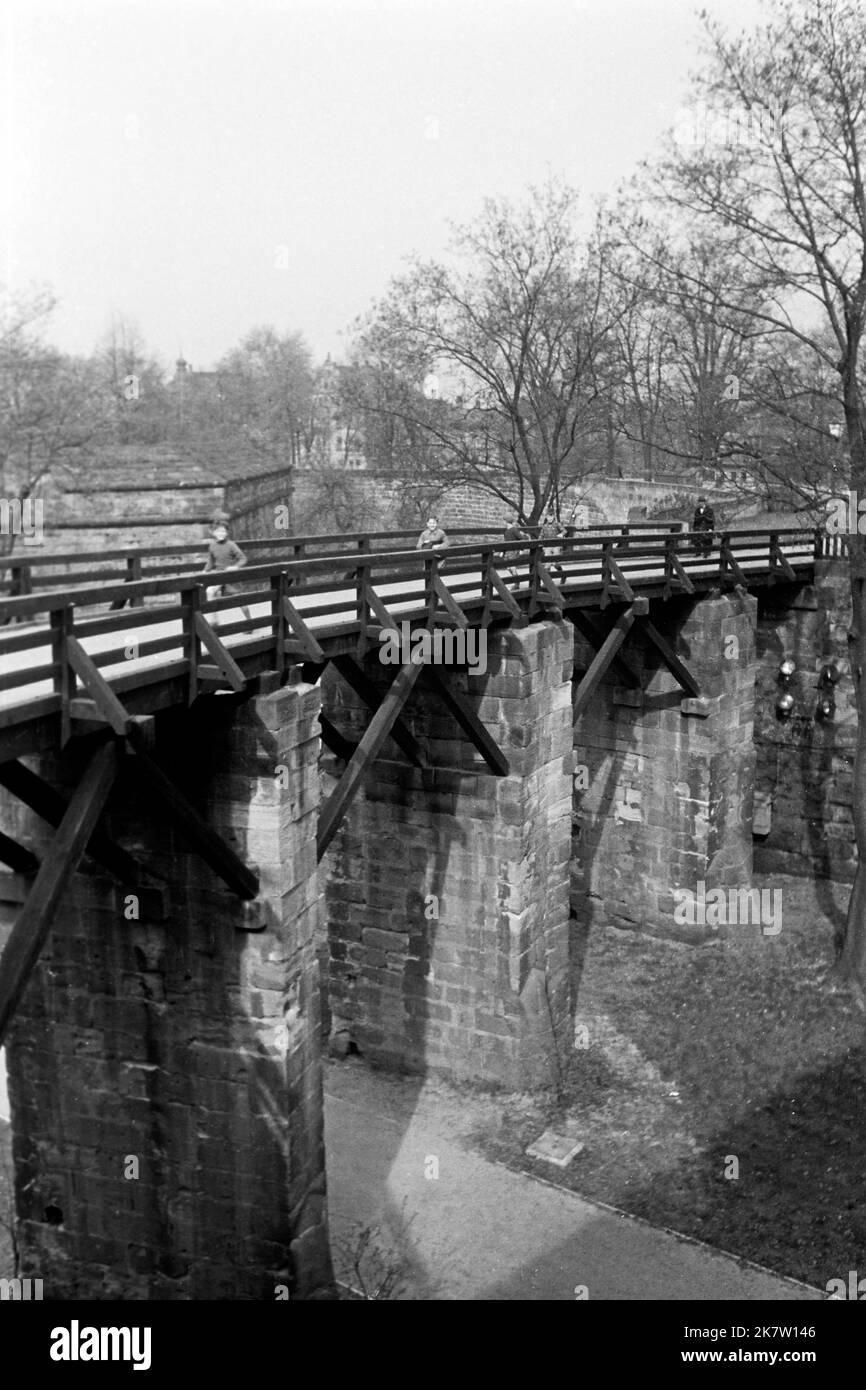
[664,531,675,598]
[129,554,143,608]
[599,538,613,609]
[528,539,542,616]
[481,546,494,627]
[49,605,75,747]
[180,583,202,705]
[355,541,370,658]
[424,553,437,628]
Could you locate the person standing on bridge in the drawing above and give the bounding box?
[416,516,450,570]
[501,520,530,579]
[540,510,566,580]
[203,514,251,624]
[692,497,715,556]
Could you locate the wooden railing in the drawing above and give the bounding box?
[816,531,849,558]
[0,526,500,598]
[0,526,820,748]
[0,521,692,599]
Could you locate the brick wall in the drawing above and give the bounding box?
[321,622,574,1089]
[3,675,334,1299]
[573,592,758,941]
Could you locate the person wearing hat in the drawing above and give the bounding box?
[203,514,251,622]
[692,497,715,556]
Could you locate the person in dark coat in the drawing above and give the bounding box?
[692,497,715,555]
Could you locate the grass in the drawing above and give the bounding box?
[472,873,866,1290]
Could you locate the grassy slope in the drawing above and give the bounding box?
[475,875,866,1290]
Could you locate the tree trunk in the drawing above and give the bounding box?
[837,378,866,1007]
[841,565,866,1007]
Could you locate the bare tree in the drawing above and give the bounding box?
[0,285,106,557]
[94,314,170,445]
[352,181,620,524]
[640,0,866,999]
[211,326,313,471]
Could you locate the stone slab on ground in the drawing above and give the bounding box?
[525,1128,585,1167]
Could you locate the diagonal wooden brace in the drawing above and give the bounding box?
[0,830,39,875]
[571,610,641,688]
[66,635,133,738]
[363,582,400,635]
[488,565,523,620]
[0,755,140,885]
[573,603,642,724]
[194,614,246,692]
[663,542,696,599]
[0,740,119,1045]
[332,655,425,768]
[535,561,565,609]
[281,595,325,662]
[638,618,701,697]
[319,714,357,761]
[720,537,748,589]
[424,667,509,775]
[600,551,635,609]
[432,576,469,629]
[769,535,796,584]
[125,724,258,900]
[317,661,424,859]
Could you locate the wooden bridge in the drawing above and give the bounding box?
[0,522,823,1045]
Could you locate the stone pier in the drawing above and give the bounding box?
[322,622,574,1090]
[3,674,334,1299]
[573,592,758,942]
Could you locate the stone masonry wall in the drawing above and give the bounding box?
[224,471,289,543]
[573,592,757,941]
[321,621,574,1090]
[3,674,334,1299]
[753,561,856,881]
[35,464,286,560]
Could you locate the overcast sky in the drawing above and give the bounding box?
[3,0,766,370]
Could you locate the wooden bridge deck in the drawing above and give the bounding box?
[0,524,820,764]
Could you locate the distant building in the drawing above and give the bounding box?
[301,357,368,471]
